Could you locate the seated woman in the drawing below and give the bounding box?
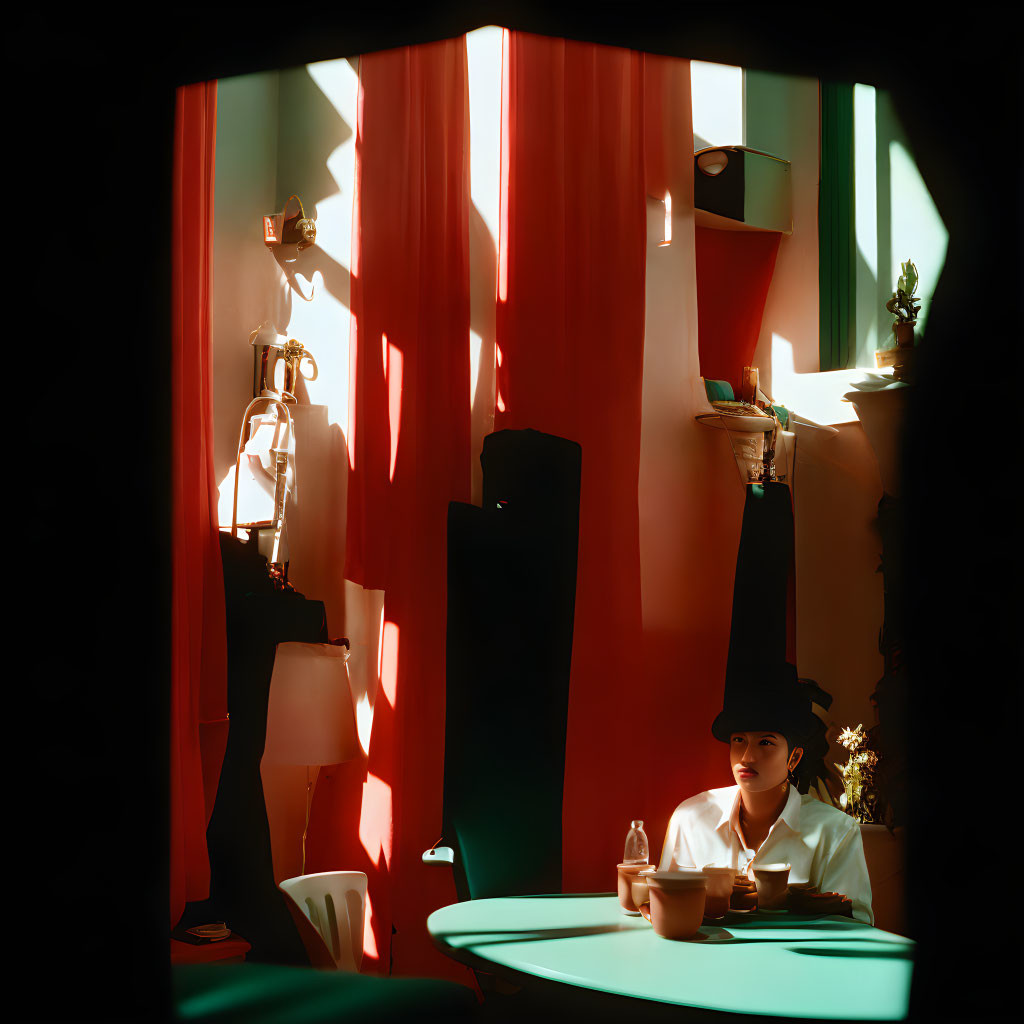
[659,666,874,924]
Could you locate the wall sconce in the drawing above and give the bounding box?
[263,194,317,252]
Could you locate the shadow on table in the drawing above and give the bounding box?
[433,924,628,947]
[512,892,617,899]
[787,945,914,960]
[437,915,913,949]
[721,917,874,933]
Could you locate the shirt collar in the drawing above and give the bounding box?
[717,783,803,835]
[715,787,739,832]
[777,783,802,833]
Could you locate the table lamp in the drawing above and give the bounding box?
[264,640,360,875]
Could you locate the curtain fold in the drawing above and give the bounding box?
[338,38,472,981]
[695,227,782,395]
[495,32,648,893]
[171,80,228,929]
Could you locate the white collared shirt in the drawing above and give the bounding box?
[658,784,874,925]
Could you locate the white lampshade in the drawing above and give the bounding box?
[264,642,360,766]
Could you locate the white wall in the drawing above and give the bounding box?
[691,60,744,151]
[467,28,502,505]
[743,68,884,744]
[855,85,948,367]
[745,68,821,386]
[212,61,388,885]
[211,72,282,487]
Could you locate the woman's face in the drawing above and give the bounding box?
[729,731,801,793]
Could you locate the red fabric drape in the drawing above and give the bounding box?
[170,80,228,929]
[695,226,781,395]
[495,32,648,893]
[332,39,473,982]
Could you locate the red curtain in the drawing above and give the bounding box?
[170,80,228,929]
[695,226,781,395]
[326,39,473,982]
[495,32,648,893]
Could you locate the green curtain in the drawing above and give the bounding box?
[819,80,855,370]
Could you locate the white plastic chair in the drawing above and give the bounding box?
[279,871,367,971]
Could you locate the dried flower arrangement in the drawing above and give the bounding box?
[835,724,879,823]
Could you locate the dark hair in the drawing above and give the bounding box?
[782,716,835,800]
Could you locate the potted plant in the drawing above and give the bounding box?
[879,260,921,381]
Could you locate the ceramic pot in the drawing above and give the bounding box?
[638,871,707,939]
[894,322,915,347]
[700,866,735,919]
[752,863,791,910]
[616,862,654,915]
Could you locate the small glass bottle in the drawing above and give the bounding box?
[623,820,649,865]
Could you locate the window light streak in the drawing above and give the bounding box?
[380,621,399,708]
[771,332,876,427]
[355,692,373,755]
[350,78,365,280]
[889,139,947,338]
[496,390,506,413]
[286,58,360,439]
[362,890,379,961]
[383,336,403,482]
[470,329,483,411]
[467,26,503,245]
[497,28,510,303]
[376,603,385,682]
[659,192,672,246]
[853,85,878,280]
[358,772,393,869]
[691,61,744,147]
[348,324,358,471]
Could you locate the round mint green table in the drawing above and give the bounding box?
[427,894,914,1020]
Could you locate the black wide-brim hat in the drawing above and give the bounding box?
[714,483,832,749]
[711,662,829,746]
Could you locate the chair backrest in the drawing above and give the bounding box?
[278,871,367,971]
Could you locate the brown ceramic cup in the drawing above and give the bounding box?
[752,862,791,910]
[700,866,735,919]
[616,862,654,915]
[630,868,657,915]
[637,871,708,939]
